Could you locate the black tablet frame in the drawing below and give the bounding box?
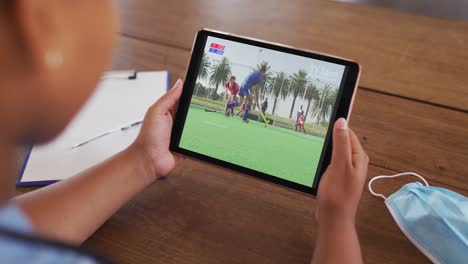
[170,29,360,196]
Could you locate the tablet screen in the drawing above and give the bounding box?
[178,35,348,188]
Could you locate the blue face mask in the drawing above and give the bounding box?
[368,172,468,264]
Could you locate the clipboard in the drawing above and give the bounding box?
[17,71,171,187]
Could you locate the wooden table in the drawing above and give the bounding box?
[19,1,468,263]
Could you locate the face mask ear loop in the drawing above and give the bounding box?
[368,172,430,200]
[368,176,389,200]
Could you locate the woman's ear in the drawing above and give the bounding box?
[14,0,63,73]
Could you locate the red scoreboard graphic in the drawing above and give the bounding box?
[209,43,225,55]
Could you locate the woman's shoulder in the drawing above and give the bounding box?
[0,204,33,234]
[0,204,112,263]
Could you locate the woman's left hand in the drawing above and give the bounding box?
[130,79,184,180]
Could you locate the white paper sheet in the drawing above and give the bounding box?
[20,71,169,184]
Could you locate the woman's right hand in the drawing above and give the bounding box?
[316,118,369,226]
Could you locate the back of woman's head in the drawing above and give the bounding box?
[0,1,117,144]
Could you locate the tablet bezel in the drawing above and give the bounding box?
[170,29,360,196]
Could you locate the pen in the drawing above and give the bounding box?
[121,121,143,131]
[71,120,143,149]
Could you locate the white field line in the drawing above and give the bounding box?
[204,121,227,128]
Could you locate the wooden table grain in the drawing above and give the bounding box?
[114,0,468,112]
[17,1,468,263]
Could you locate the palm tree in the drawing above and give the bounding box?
[304,83,319,122]
[288,69,308,118]
[194,82,207,97]
[319,89,338,123]
[310,84,334,125]
[252,61,272,109]
[197,52,211,81]
[268,72,289,115]
[209,57,232,100]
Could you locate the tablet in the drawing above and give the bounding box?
[170,29,360,196]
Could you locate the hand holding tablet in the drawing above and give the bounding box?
[170,29,361,196]
[316,118,369,223]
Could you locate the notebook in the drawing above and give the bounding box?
[17,71,170,186]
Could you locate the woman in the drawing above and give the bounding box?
[225,75,239,116]
[225,75,240,101]
[0,1,369,263]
